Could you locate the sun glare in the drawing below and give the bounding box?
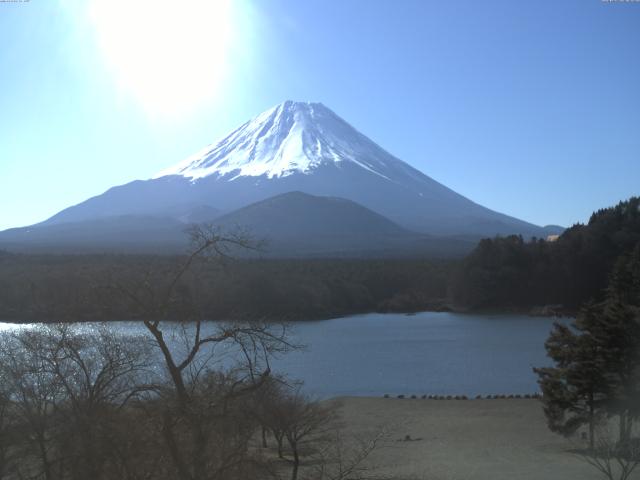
[89,0,236,116]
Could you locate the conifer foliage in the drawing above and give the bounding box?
[535,243,640,449]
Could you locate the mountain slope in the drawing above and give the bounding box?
[214,191,408,238]
[211,191,475,257]
[0,215,189,254]
[0,192,476,257]
[38,101,554,238]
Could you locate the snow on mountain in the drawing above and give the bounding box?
[154,100,402,182]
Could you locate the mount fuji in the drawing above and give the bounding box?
[0,101,561,255]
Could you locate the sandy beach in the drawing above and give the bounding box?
[333,397,611,480]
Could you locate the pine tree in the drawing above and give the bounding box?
[535,243,640,449]
[601,246,640,444]
[534,309,611,449]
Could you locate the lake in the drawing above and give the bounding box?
[0,312,567,398]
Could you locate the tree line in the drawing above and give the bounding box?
[0,252,451,323]
[451,197,640,312]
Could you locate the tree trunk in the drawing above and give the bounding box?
[588,398,595,450]
[290,443,299,480]
[162,410,192,480]
[275,432,284,459]
[144,322,189,406]
[36,431,53,480]
[79,422,101,480]
[191,415,207,480]
[619,411,630,446]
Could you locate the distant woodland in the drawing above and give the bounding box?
[0,197,638,323]
[0,254,451,323]
[451,197,640,312]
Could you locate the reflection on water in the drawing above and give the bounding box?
[0,312,568,398]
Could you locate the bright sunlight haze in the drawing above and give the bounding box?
[89,0,236,116]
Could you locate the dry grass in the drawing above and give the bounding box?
[333,397,607,480]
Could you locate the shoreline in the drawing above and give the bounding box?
[0,304,575,325]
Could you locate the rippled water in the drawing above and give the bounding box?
[0,312,567,398]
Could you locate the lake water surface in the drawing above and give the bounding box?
[0,312,567,398]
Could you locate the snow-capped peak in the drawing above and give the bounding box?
[154,100,399,181]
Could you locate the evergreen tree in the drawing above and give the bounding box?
[534,308,611,448]
[535,243,640,448]
[601,245,640,444]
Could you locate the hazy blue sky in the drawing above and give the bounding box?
[1,0,639,230]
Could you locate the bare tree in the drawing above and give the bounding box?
[111,224,295,480]
[40,325,150,480]
[282,393,338,480]
[0,328,64,480]
[0,325,150,480]
[256,383,340,480]
[0,380,16,480]
[575,425,640,480]
[250,375,300,458]
[310,427,390,480]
